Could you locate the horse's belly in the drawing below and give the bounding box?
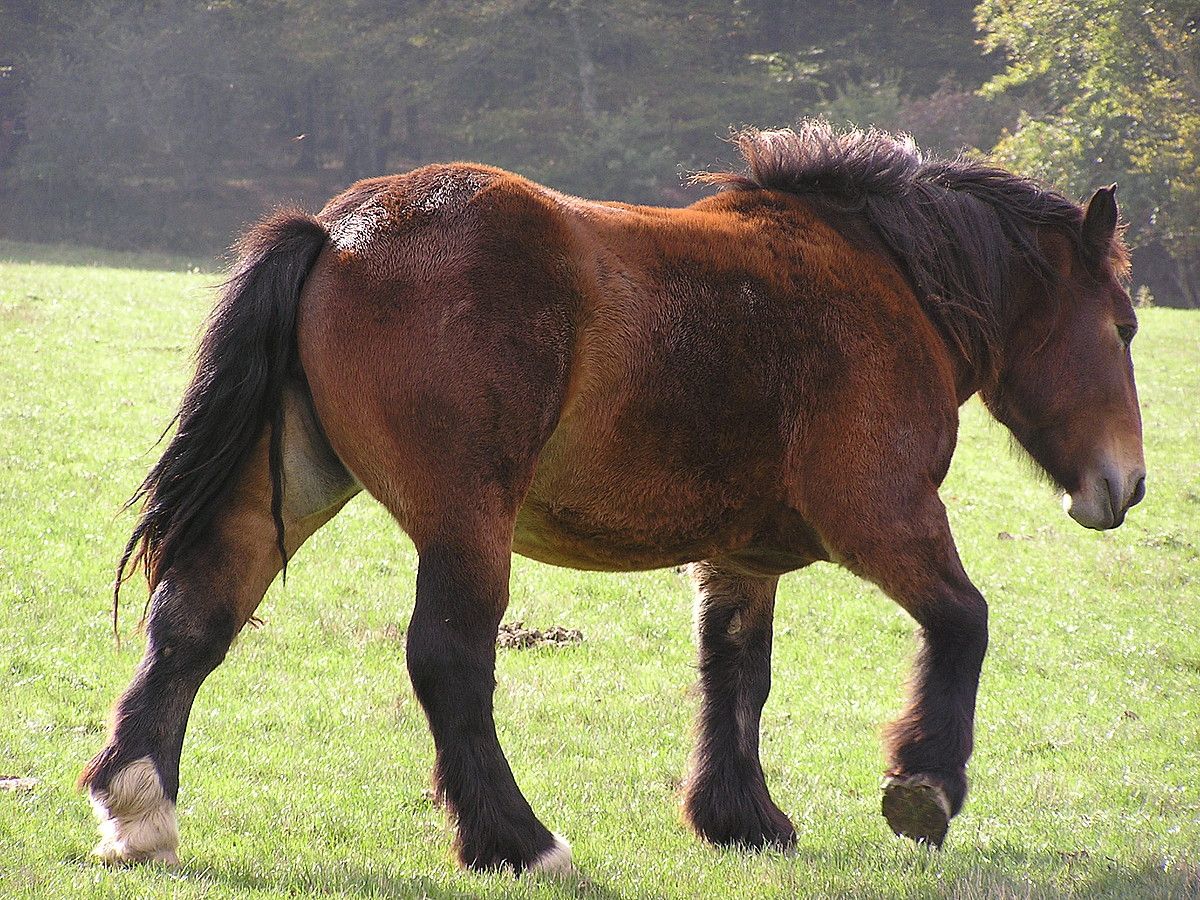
[511,498,720,571]
[511,497,825,574]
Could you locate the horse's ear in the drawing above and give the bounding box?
[1082,184,1118,262]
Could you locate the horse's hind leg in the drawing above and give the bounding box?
[682,562,796,850]
[298,211,578,873]
[403,507,571,873]
[305,362,572,872]
[81,390,358,864]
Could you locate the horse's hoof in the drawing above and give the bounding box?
[881,774,951,848]
[683,775,797,851]
[87,756,180,866]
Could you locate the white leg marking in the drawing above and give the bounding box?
[88,756,180,865]
[528,833,574,876]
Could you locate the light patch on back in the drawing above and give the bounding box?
[327,168,492,270]
[88,756,179,865]
[328,199,389,253]
[413,170,489,216]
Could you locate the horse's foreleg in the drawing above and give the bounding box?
[81,412,357,864]
[405,525,571,874]
[682,562,795,850]
[880,568,987,847]
[837,494,988,847]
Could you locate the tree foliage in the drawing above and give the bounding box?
[978,0,1200,304]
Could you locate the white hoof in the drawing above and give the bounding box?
[88,756,180,865]
[527,833,574,876]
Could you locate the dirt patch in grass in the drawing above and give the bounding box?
[497,621,583,650]
[0,776,39,792]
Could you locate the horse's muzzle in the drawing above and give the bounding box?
[1064,464,1146,530]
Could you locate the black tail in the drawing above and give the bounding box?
[114,209,328,635]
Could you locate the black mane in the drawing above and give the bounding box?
[704,120,1092,376]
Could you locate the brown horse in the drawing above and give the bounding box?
[81,121,1145,873]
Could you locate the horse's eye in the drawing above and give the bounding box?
[1116,323,1137,345]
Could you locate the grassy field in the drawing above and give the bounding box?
[1,239,1198,899]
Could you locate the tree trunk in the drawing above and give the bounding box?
[375,107,392,174]
[1175,256,1200,309]
[564,2,599,123]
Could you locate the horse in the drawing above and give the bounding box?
[80,120,1145,873]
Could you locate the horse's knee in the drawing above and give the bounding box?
[405,620,497,743]
[920,583,988,658]
[405,621,457,700]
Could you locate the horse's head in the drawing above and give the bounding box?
[984,186,1145,530]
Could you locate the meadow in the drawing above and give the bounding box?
[1,240,1197,898]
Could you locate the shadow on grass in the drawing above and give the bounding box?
[844,841,1200,899]
[938,861,1200,899]
[183,846,1196,900]
[59,842,1197,899]
[172,859,626,900]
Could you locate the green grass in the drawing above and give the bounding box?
[1,241,1198,899]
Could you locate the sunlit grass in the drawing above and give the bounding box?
[1,242,1197,898]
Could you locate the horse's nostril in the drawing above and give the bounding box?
[1130,476,1146,507]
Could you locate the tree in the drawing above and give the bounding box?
[978,0,1200,306]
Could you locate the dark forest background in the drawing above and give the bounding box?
[1,1,1197,305]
